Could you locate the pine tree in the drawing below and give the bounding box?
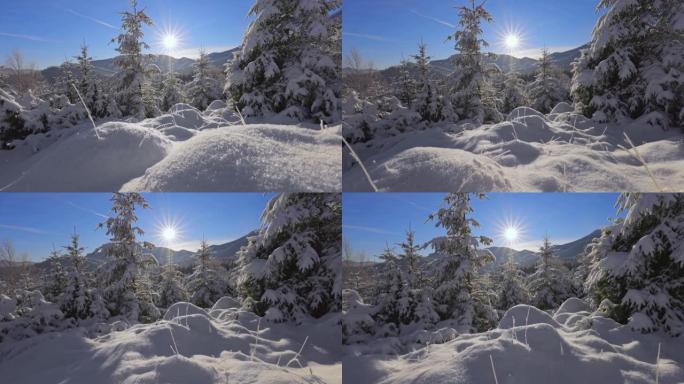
[495,257,530,310]
[572,0,684,129]
[526,48,568,114]
[60,233,91,320]
[160,71,185,112]
[412,43,454,123]
[428,193,495,332]
[501,71,527,114]
[186,50,222,111]
[226,0,341,123]
[449,0,500,124]
[45,247,67,303]
[111,0,153,119]
[158,261,187,308]
[135,269,160,323]
[237,193,341,322]
[74,43,104,117]
[141,78,161,118]
[97,193,158,323]
[528,235,571,310]
[395,59,416,108]
[397,226,422,290]
[186,240,227,308]
[374,245,412,327]
[57,61,78,104]
[586,193,684,336]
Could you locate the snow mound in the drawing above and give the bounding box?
[344,110,684,192]
[345,302,684,384]
[162,302,208,321]
[550,102,575,114]
[0,308,341,384]
[3,123,172,191]
[556,298,591,315]
[498,304,560,329]
[211,297,241,310]
[122,124,342,192]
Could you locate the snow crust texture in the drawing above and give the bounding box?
[0,299,341,384]
[0,104,341,192]
[343,106,684,192]
[343,299,684,384]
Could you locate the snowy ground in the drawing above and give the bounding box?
[343,104,684,192]
[342,298,684,384]
[0,103,341,192]
[0,299,341,384]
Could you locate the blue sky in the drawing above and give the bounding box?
[343,193,622,261]
[0,193,274,261]
[343,0,602,68]
[0,0,252,69]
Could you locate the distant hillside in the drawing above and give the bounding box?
[27,230,255,275]
[40,47,240,83]
[346,44,588,87]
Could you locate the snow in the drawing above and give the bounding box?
[0,106,342,192]
[343,106,684,192]
[343,300,684,384]
[0,299,341,384]
[122,124,341,192]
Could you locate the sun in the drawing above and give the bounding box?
[504,33,520,50]
[161,225,177,241]
[496,215,526,247]
[504,226,519,242]
[162,33,178,50]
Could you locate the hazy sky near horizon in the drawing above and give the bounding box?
[0,193,274,261]
[0,0,252,69]
[343,193,622,261]
[343,0,602,68]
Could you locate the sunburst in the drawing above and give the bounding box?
[495,215,526,248]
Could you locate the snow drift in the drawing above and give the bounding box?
[0,299,341,384]
[343,298,684,384]
[0,103,341,192]
[343,106,684,192]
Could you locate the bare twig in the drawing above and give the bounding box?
[71,83,100,139]
[342,136,379,192]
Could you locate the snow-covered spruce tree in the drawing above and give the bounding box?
[572,0,684,129]
[226,0,341,123]
[57,61,78,104]
[501,71,527,114]
[449,0,501,124]
[495,257,530,311]
[44,248,67,303]
[135,269,160,323]
[412,43,454,123]
[158,260,187,309]
[397,226,422,290]
[186,240,227,308]
[160,71,185,112]
[74,43,105,117]
[528,235,572,310]
[141,78,161,118]
[111,0,153,119]
[237,193,341,322]
[586,193,684,336]
[97,193,158,323]
[395,59,417,109]
[374,245,411,328]
[526,48,568,114]
[59,234,88,320]
[187,50,222,111]
[428,193,496,332]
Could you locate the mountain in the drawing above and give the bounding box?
[40,47,240,83]
[486,229,601,268]
[83,230,254,268]
[352,44,588,87]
